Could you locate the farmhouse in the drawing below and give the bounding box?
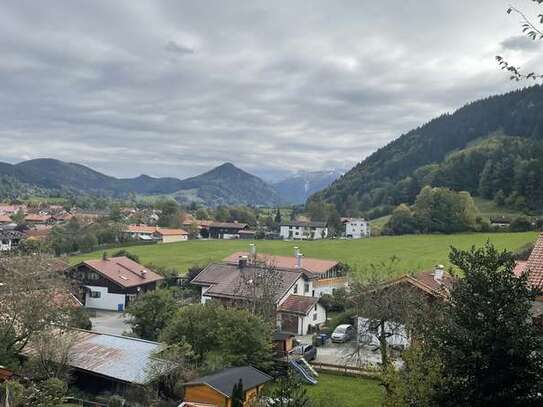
[183,366,272,407]
[0,215,12,224]
[67,256,164,311]
[279,221,328,240]
[223,245,347,296]
[513,233,543,319]
[0,230,23,251]
[341,217,371,239]
[208,222,248,239]
[191,255,327,335]
[24,213,53,224]
[381,265,456,302]
[22,329,174,395]
[357,266,456,348]
[124,224,188,243]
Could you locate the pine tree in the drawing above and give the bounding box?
[231,379,244,407]
[430,243,543,407]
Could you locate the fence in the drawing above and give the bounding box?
[309,361,381,379]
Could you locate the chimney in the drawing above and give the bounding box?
[293,246,300,257]
[238,255,249,269]
[296,252,303,269]
[434,265,444,282]
[141,269,147,279]
[249,243,256,263]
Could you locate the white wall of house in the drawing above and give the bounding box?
[278,277,315,305]
[0,239,13,251]
[345,219,370,239]
[300,303,327,334]
[200,286,213,304]
[84,285,126,311]
[280,225,328,240]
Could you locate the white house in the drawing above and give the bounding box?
[223,246,348,297]
[280,221,328,240]
[0,230,23,251]
[342,218,371,239]
[67,256,164,311]
[124,225,188,243]
[190,255,327,335]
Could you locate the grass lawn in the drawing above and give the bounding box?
[69,232,537,279]
[305,373,384,406]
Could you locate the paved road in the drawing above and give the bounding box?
[89,310,131,336]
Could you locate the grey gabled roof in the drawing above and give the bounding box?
[22,329,175,385]
[191,263,303,303]
[0,230,23,240]
[185,366,272,398]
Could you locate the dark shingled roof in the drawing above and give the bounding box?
[192,263,302,302]
[0,230,24,240]
[278,295,319,315]
[185,366,272,398]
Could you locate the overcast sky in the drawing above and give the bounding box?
[1,0,542,181]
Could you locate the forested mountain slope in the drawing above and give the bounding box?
[313,85,543,215]
[0,159,279,206]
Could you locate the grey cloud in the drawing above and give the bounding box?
[501,35,541,51]
[0,0,541,180]
[165,40,195,56]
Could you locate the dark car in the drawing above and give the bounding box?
[292,344,317,361]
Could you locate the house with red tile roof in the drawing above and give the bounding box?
[191,254,326,335]
[223,245,347,296]
[124,224,188,243]
[67,256,164,311]
[515,234,543,292]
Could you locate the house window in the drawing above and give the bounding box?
[293,284,298,294]
[304,282,310,293]
[87,272,100,281]
[89,291,101,298]
[314,304,318,311]
[313,313,317,321]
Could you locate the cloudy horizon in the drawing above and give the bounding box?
[1,0,542,181]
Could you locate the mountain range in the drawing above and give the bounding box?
[313,85,543,215]
[0,159,280,207]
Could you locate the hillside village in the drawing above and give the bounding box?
[3,1,543,407]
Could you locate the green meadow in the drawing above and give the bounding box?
[69,232,537,279]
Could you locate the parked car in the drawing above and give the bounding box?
[331,324,355,343]
[291,344,317,361]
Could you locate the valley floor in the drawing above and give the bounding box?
[70,232,538,278]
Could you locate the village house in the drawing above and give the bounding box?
[208,221,249,239]
[67,256,164,311]
[182,366,272,407]
[22,328,174,396]
[124,224,189,243]
[24,213,53,225]
[513,233,543,320]
[223,246,347,296]
[0,230,23,251]
[0,215,13,224]
[341,217,371,239]
[357,266,456,347]
[191,253,327,335]
[279,221,328,240]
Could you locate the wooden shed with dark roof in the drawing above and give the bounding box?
[183,366,272,407]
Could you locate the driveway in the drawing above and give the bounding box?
[89,310,131,336]
[296,335,399,368]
